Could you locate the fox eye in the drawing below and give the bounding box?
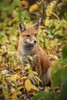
[26,35,30,37]
[35,33,37,36]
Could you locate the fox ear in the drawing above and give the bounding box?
[34,21,39,30]
[19,22,26,32]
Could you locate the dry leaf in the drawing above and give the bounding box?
[19,0,29,8]
[25,79,31,91]
[29,4,38,13]
[31,84,39,91]
[11,86,16,93]
[25,79,39,91]
[1,70,8,74]
[49,54,58,60]
[7,74,19,81]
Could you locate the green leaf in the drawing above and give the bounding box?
[52,66,67,87]
[48,34,54,39]
[21,11,30,21]
[33,91,54,100]
[1,11,7,19]
[62,58,67,64]
[45,38,48,47]
[7,0,19,13]
[44,29,51,34]
[48,21,54,28]
[54,29,63,36]
[8,45,15,50]
[38,32,44,40]
[62,44,67,59]
[13,31,19,36]
[9,35,17,41]
[58,76,67,100]
[12,41,17,46]
[27,56,33,61]
[0,33,7,44]
[25,64,31,70]
[0,32,6,38]
[52,29,56,34]
[38,41,44,48]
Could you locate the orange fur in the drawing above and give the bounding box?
[18,22,50,86]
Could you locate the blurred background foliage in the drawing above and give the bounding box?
[0,0,67,100]
[0,0,67,55]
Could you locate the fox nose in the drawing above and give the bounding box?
[34,40,37,43]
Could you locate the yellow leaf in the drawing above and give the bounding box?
[46,5,52,16]
[28,71,34,78]
[25,79,31,91]
[49,40,54,45]
[46,46,51,50]
[54,22,60,29]
[25,64,31,70]
[45,18,53,26]
[11,92,17,100]
[61,19,67,29]
[25,79,39,91]
[45,86,50,92]
[29,4,38,13]
[35,76,42,82]
[7,74,18,81]
[18,86,24,91]
[32,71,38,75]
[13,66,22,73]
[11,86,16,93]
[31,84,39,91]
[49,54,58,60]
[0,56,2,61]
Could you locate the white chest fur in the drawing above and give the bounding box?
[20,45,36,64]
[22,45,34,56]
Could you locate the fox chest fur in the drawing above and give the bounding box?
[18,22,50,85]
[21,44,37,65]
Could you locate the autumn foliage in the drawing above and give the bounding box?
[0,0,67,100]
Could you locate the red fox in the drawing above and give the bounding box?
[18,22,50,86]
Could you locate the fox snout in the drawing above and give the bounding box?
[25,39,37,45]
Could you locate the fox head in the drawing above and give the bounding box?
[19,22,39,46]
